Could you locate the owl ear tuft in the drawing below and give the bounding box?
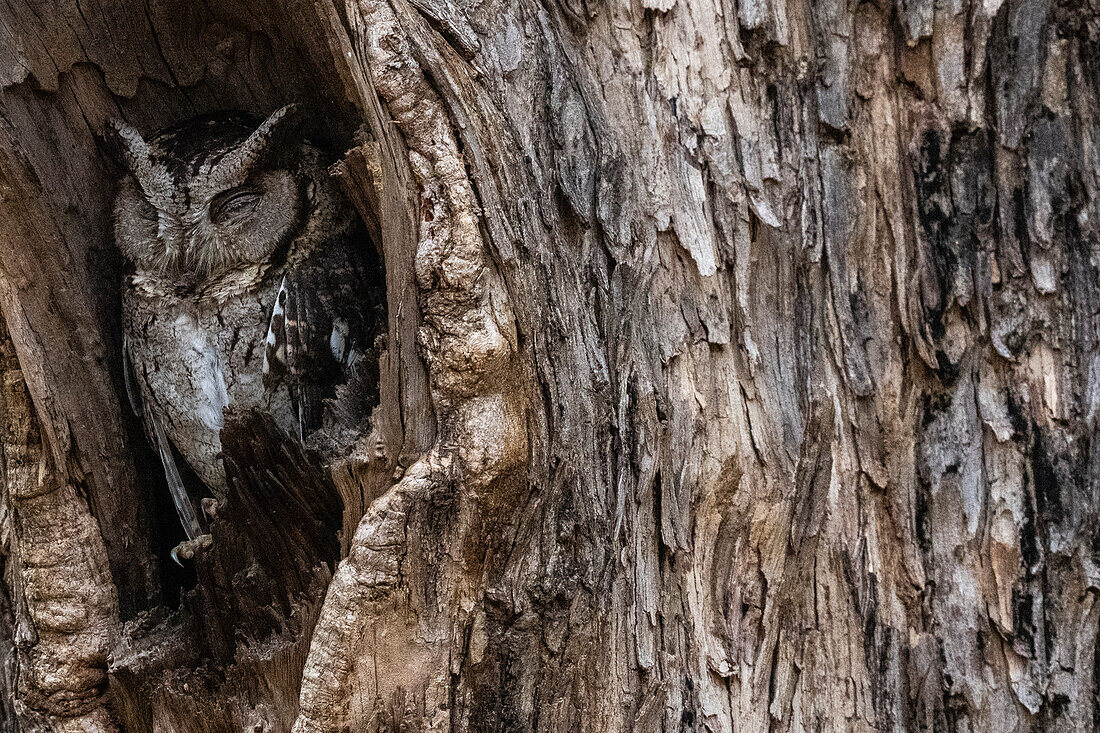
[212,104,304,186]
[107,118,154,175]
[107,118,175,209]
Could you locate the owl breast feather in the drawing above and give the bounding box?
[124,275,297,495]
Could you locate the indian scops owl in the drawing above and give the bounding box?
[112,106,381,555]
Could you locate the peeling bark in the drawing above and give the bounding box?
[0,322,118,732]
[293,6,528,729]
[1,0,1100,731]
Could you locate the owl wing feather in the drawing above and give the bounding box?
[151,417,205,542]
[263,234,382,438]
[123,336,205,541]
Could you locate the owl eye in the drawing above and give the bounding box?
[210,186,262,223]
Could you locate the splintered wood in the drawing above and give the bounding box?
[1,0,1099,730]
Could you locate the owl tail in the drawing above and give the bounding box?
[151,418,204,541]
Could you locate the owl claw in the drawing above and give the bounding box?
[170,534,213,566]
[201,497,220,521]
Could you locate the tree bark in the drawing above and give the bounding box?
[1,0,1099,731]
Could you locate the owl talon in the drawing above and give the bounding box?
[201,497,220,521]
[170,534,214,566]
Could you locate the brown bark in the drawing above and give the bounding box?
[1,0,1100,731]
[0,320,117,731]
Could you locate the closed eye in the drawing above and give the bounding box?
[210,186,262,223]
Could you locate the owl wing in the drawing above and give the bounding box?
[262,234,383,438]
[123,337,205,542]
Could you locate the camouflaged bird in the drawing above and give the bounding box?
[112,106,381,561]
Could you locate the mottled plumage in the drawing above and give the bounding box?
[113,107,380,548]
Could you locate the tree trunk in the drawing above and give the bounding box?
[1,0,1098,730]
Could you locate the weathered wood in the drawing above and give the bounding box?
[2,0,1100,731]
[0,577,16,733]
[197,410,342,653]
[0,320,117,732]
[110,409,342,733]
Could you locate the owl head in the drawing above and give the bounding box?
[111,105,340,284]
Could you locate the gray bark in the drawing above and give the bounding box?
[0,0,1099,731]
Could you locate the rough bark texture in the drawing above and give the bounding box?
[106,409,346,733]
[0,321,117,732]
[1,0,1100,731]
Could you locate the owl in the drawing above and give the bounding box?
[112,106,382,561]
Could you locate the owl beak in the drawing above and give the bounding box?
[108,118,178,211]
[209,104,303,188]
